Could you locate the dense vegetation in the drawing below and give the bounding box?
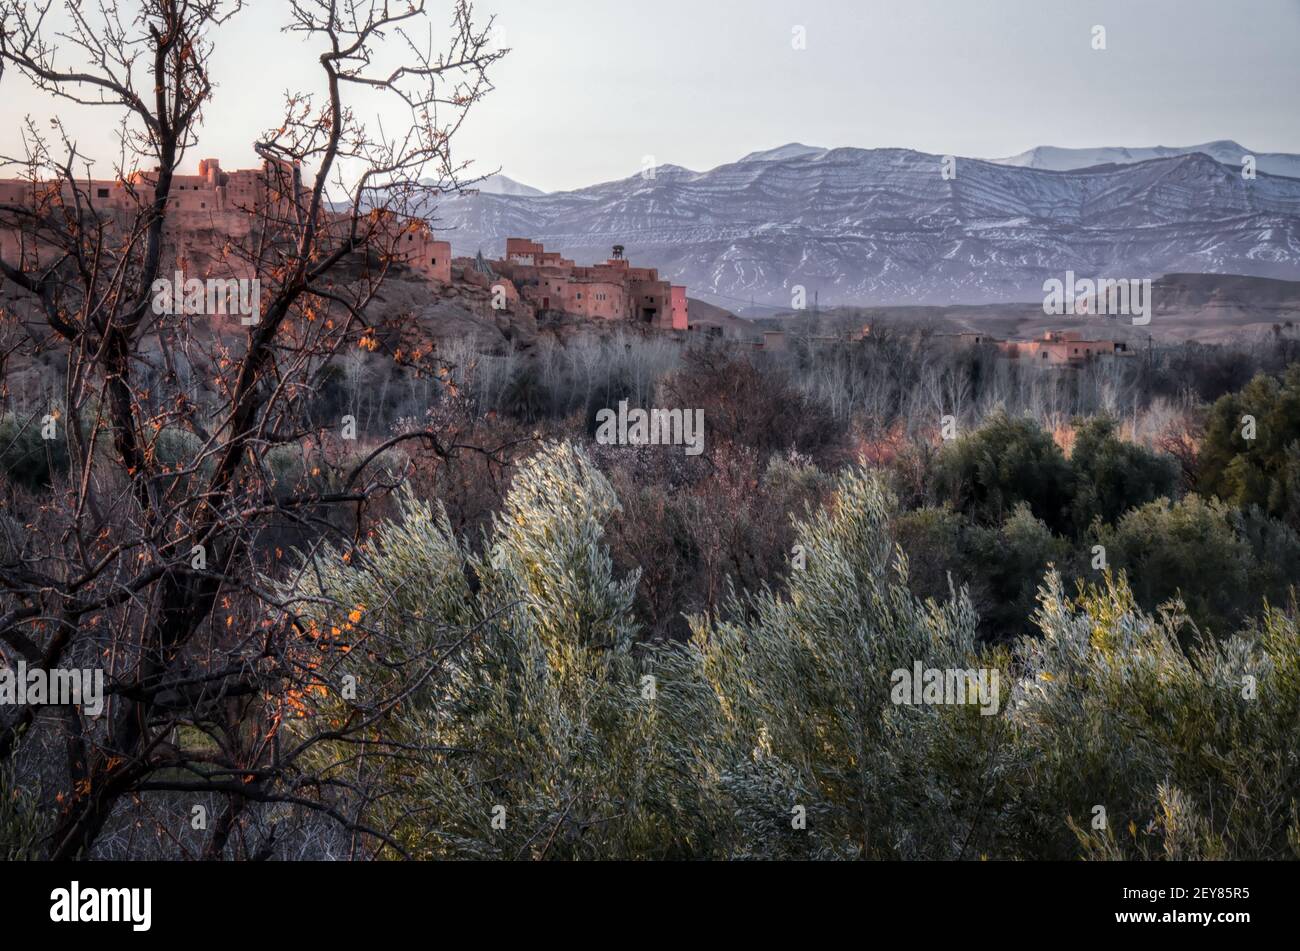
[281,441,1299,859]
[3,325,1299,859]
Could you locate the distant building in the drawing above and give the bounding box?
[0,157,452,285]
[754,330,788,352]
[1002,331,1127,365]
[688,322,726,339]
[482,238,683,329]
[937,330,1128,366]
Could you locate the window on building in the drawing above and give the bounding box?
[96,188,109,198]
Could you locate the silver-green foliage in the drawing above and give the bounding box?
[692,468,1012,859]
[288,442,720,858]
[289,442,1300,860]
[1008,573,1300,860]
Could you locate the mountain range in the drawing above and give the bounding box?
[990,140,1300,179]
[433,143,1300,310]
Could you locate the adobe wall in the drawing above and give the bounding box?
[392,231,452,283]
[561,280,627,320]
[629,278,673,328]
[670,285,688,331]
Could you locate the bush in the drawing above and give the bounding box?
[1094,495,1255,637]
[1231,505,1300,614]
[604,447,832,641]
[152,426,206,472]
[1197,364,1300,530]
[933,411,1073,532]
[969,505,1073,641]
[1069,416,1180,530]
[893,505,994,619]
[695,486,1300,859]
[1008,574,1300,860]
[663,348,845,465]
[691,467,1004,858]
[499,362,553,423]
[285,442,722,858]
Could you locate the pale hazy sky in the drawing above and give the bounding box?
[3,0,1298,192]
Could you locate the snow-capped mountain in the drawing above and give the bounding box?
[469,173,546,197]
[737,143,830,164]
[991,141,1300,180]
[432,144,1300,309]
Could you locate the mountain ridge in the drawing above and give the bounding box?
[433,143,1300,310]
[990,140,1300,179]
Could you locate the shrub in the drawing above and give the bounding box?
[1094,495,1255,637]
[1232,505,1300,613]
[1007,574,1300,860]
[604,447,832,641]
[1197,364,1300,529]
[933,411,1073,532]
[662,348,845,464]
[971,505,1073,641]
[893,505,990,613]
[499,362,553,423]
[1069,416,1180,530]
[284,442,723,858]
[691,467,1007,858]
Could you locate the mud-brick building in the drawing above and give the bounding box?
[487,238,687,330]
[0,157,452,286]
[1001,331,1127,365]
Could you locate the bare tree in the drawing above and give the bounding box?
[0,0,504,859]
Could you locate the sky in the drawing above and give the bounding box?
[2,0,1298,192]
